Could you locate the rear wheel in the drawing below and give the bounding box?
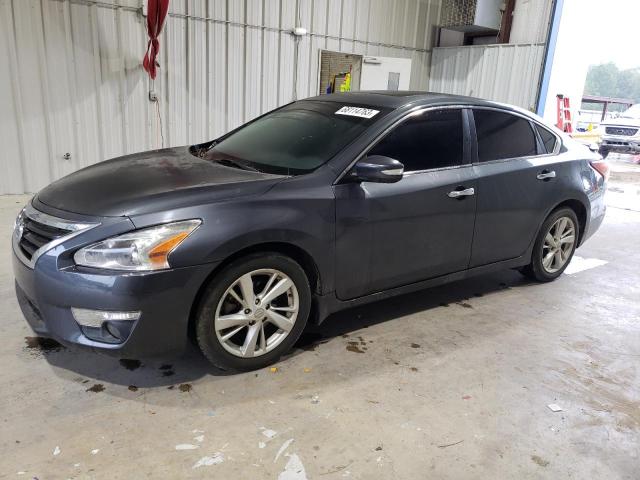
[195,253,311,371]
[521,207,579,282]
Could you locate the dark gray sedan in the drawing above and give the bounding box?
[12,92,608,370]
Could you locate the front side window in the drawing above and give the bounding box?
[473,110,537,162]
[201,101,390,175]
[368,109,464,171]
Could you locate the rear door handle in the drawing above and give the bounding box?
[448,187,475,198]
[537,170,556,180]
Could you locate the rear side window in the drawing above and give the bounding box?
[368,109,464,171]
[473,110,537,162]
[535,124,558,153]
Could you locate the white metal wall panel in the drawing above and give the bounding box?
[510,0,552,44]
[429,43,545,110]
[1,0,442,194]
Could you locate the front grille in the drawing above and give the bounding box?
[605,126,638,137]
[19,217,72,260]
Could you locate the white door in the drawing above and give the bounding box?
[360,56,412,91]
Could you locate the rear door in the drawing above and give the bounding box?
[334,107,477,299]
[469,108,564,267]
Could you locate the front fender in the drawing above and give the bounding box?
[130,190,336,294]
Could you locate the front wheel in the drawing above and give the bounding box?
[195,253,311,371]
[521,207,579,282]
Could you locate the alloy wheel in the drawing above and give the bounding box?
[214,269,299,358]
[541,216,576,274]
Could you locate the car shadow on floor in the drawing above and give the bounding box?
[34,269,531,387]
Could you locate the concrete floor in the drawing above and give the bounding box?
[1,165,639,479]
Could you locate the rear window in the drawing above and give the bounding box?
[203,101,390,175]
[474,109,537,162]
[535,124,558,154]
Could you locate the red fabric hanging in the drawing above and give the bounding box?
[143,0,170,80]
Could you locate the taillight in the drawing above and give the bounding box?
[590,160,610,181]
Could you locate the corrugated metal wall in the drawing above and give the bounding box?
[510,0,552,44]
[428,43,545,111]
[0,0,443,194]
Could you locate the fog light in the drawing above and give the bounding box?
[71,308,141,328]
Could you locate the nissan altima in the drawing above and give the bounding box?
[12,91,608,370]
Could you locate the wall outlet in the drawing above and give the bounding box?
[149,90,158,102]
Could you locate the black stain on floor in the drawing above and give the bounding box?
[295,332,329,351]
[159,364,173,371]
[457,302,474,309]
[178,383,192,392]
[410,343,421,349]
[346,341,366,353]
[162,370,175,377]
[128,385,139,392]
[24,336,65,355]
[531,455,549,467]
[119,359,141,371]
[86,384,105,393]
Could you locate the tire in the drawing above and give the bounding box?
[195,252,311,371]
[521,207,579,282]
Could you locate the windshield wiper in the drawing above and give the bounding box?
[216,158,259,172]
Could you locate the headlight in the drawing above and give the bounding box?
[74,220,201,271]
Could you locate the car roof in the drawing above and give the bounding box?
[305,91,505,110]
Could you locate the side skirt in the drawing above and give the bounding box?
[313,254,530,324]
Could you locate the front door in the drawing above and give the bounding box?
[334,108,477,300]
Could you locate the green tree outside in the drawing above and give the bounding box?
[583,63,640,110]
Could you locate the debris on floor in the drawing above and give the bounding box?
[175,444,199,450]
[274,438,294,462]
[547,403,563,412]
[261,428,278,439]
[438,440,464,448]
[192,452,224,469]
[278,453,307,480]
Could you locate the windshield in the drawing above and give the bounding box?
[202,100,390,175]
[621,104,640,119]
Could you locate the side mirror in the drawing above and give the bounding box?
[353,155,404,183]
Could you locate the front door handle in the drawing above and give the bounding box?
[537,170,556,180]
[448,187,475,198]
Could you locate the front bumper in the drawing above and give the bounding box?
[12,205,215,358]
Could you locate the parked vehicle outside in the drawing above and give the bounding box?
[12,92,608,370]
[599,104,640,158]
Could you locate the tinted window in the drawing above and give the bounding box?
[535,124,558,153]
[368,109,464,171]
[474,110,537,162]
[204,101,389,175]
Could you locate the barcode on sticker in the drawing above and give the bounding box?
[335,106,380,119]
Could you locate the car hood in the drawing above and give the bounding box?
[37,147,284,217]
[601,117,640,128]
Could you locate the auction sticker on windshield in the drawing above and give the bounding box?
[335,106,380,119]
